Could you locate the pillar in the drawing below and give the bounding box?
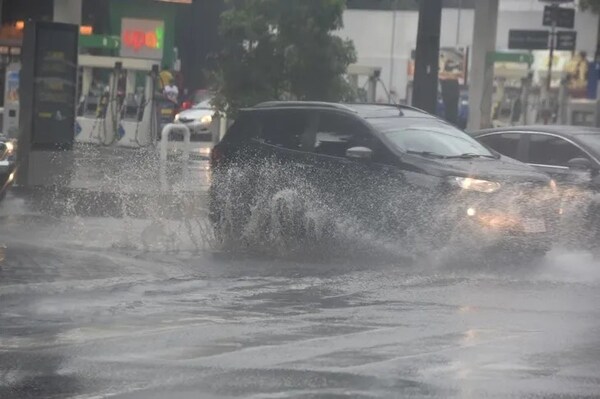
[467,0,498,130]
[412,0,442,114]
[53,0,82,25]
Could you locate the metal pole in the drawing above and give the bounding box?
[412,0,443,113]
[367,76,377,102]
[389,1,398,91]
[547,11,556,92]
[558,74,568,124]
[456,0,462,46]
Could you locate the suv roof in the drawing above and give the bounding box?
[249,101,433,119]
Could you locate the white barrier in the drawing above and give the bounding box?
[160,123,191,192]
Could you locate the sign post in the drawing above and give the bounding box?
[539,0,576,90]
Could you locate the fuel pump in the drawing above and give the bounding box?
[3,63,20,139]
[74,55,159,147]
[75,61,120,145]
[116,64,159,148]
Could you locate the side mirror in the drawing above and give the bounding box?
[346,146,373,160]
[567,157,593,171]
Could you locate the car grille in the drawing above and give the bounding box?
[508,182,559,219]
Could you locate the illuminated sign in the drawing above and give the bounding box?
[120,18,164,60]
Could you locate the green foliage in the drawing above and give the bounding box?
[580,0,600,13]
[210,0,357,115]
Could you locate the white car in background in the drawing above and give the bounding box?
[173,99,215,159]
[175,99,214,137]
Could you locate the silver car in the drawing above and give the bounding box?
[172,99,216,159]
[174,99,214,139]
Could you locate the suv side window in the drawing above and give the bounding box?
[223,112,256,142]
[478,133,521,159]
[314,112,373,157]
[257,110,309,151]
[527,133,590,167]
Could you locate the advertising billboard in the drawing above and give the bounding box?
[408,47,469,85]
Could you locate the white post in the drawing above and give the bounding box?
[160,123,191,192]
[467,0,499,131]
[219,115,227,141]
[160,125,169,192]
[181,123,193,183]
[53,0,82,24]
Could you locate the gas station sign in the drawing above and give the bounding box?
[120,18,164,60]
[79,34,120,50]
[18,21,79,187]
[23,22,79,149]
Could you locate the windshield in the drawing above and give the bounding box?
[193,99,213,109]
[577,133,600,156]
[371,118,493,158]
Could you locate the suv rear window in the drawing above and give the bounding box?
[260,110,308,150]
[224,110,309,151]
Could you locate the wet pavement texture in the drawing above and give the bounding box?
[1,194,600,398]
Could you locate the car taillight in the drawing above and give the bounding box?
[210,145,224,167]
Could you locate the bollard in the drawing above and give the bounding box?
[159,123,191,192]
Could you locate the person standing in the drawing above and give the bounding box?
[159,65,174,91]
[587,52,600,99]
[163,78,179,104]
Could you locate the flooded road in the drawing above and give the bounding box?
[1,194,600,398]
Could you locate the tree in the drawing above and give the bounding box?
[210,0,357,115]
[580,0,600,13]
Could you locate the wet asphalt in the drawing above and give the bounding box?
[1,193,600,399]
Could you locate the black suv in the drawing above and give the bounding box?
[209,102,559,257]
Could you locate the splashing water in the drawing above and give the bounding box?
[9,145,599,266]
[208,157,579,265]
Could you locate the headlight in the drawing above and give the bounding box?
[1,141,15,161]
[449,176,501,193]
[198,147,211,156]
[200,114,212,125]
[174,113,180,122]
